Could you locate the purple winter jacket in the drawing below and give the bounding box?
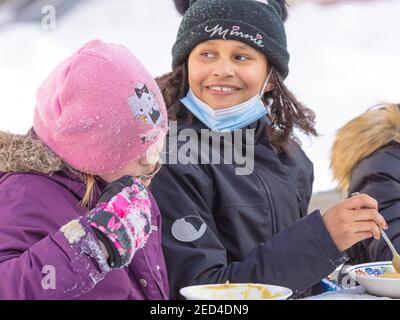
[0,169,169,300]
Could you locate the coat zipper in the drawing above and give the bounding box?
[253,169,277,235]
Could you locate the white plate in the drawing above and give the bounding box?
[347,261,400,298]
[180,283,293,300]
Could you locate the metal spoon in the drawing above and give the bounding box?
[377,228,400,273]
[351,192,400,273]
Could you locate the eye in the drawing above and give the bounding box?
[200,51,216,59]
[235,55,250,61]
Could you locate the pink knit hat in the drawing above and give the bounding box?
[34,39,168,175]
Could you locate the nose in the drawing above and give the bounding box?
[211,56,235,78]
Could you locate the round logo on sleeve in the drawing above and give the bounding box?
[171,215,207,242]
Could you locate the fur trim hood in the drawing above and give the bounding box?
[0,130,64,174]
[331,104,400,192]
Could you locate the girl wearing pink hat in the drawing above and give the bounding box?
[0,39,169,299]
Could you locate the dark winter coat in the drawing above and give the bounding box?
[151,117,347,299]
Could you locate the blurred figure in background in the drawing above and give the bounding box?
[332,103,400,265]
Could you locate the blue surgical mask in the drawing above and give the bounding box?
[180,69,273,132]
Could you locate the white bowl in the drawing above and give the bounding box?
[180,283,293,300]
[347,261,400,298]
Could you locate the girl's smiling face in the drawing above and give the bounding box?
[188,39,272,110]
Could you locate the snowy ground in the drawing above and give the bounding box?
[0,0,399,192]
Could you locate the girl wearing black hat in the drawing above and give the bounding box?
[151,0,386,299]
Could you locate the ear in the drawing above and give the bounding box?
[264,83,275,93]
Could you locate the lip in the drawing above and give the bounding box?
[142,164,156,176]
[204,84,242,96]
[138,160,162,181]
[147,165,156,173]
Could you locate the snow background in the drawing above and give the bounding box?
[0,0,399,192]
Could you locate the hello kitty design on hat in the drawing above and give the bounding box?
[128,83,163,128]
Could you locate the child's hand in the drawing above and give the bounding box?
[322,193,387,252]
[87,176,152,268]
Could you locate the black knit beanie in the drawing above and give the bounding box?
[172,0,290,78]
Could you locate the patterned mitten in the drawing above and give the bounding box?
[87,176,152,268]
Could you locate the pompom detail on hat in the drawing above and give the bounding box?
[254,0,289,22]
[173,0,191,15]
[271,0,288,22]
[173,0,288,21]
